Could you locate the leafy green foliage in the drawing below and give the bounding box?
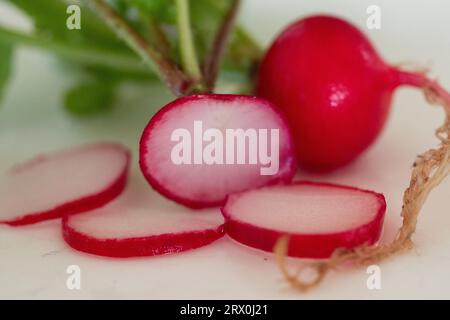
[126,0,176,24]
[9,0,127,50]
[0,42,13,104]
[0,0,261,115]
[4,0,136,114]
[64,78,116,117]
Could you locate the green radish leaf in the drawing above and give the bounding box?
[225,27,261,72]
[6,0,129,51]
[0,42,13,105]
[64,79,117,117]
[7,0,70,39]
[126,0,177,23]
[3,0,260,110]
[5,0,150,116]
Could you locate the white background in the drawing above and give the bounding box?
[0,0,449,299]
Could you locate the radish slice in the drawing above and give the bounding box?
[139,94,297,209]
[0,143,130,226]
[221,181,386,258]
[62,184,225,258]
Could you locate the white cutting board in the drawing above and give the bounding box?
[1,0,449,299]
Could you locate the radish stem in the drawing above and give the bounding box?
[144,15,172,59]
[396,70,450,106]
[88,0,188,96]
[175,0,202,84]
[203,0,241,92]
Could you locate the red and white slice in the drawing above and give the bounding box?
[140,94,297,208]
[222,181,386,258]
[62,184,225,258]
[0,143,130,226]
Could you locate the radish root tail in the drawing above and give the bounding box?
[275,74,450,292]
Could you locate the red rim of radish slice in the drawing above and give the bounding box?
[139,94,297,209]
[62,199,225,258]
[0,143,130,226]
[63,216,224,258]
[221,181,386,258]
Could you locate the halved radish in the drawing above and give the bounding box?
[139,94,297,209]
[62,181,225,258]
[0,143,130,226]
[222,181,386,258]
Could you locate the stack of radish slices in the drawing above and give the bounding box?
[1,96,386,259]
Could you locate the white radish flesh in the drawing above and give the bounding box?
[139,94,296,208]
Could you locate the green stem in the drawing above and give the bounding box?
[204,0,262,57]
[203,0,241,92]
[0,25,150,75]
[88,0,188,96]
[175,0,202,82]
[145,16,172,58]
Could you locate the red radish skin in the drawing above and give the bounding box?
[62,183,225,258]
[0,143,130,226]
[139,94,297,209]
[221,181,386,258]
[63,216,224,258]
[257,15,450,171]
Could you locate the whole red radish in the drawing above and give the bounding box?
[257,15,450,170]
